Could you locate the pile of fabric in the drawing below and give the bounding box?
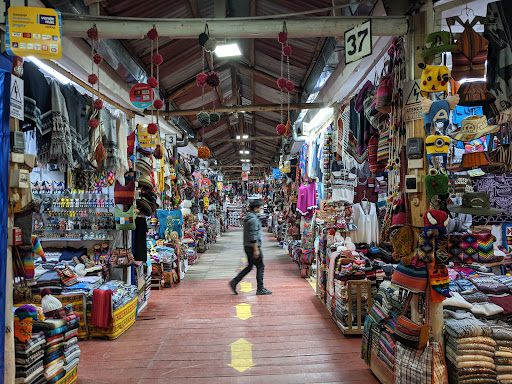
[15,332,46,384]
[483,323,512,383]
[444,310,497,383]
[62,327,81,375]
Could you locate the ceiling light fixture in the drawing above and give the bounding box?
[236,135,241,139]
[244,150,250,154]
[242,134,249,139]
[215,43,242,57]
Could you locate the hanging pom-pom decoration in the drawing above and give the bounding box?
[198,146,211,159]
[285,121,292,137]
[170,157,176,164]
[209,112,221,124]
[87,27,99,41]
[147,77,159,89]
[147,28,159,41]
[152,53,163,66]
[285,81,295,92]
[197,111,210,126]
[283,45,292,57]
[94,141,106,165]
[206,72,220,88]
[198,32,209,47]
[88,118,99,129]
[277,77,287,90]
[196,73,207,87]
[276,124,286,136]
[88,74,98,85]
[93,53,103,65]
[204,38,217,52]
[94,99,104,110]
[147,123,158,135]
[154,144,163,159]
[153,99,164,110]
[278,32,288,44]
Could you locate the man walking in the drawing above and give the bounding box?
[230,200,272,295]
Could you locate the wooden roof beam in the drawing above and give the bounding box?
[155,102,324,116]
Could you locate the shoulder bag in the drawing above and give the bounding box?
[394,291,429,350]
[115,205,136,230]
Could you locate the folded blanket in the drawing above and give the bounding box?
[447,339,496,353]
[446,345,495,359]
[444,310,493,338]
[44,356,64,375]
[484,323,512,340]
[494,275,512,290]
[15,339,45,357]
[443,292,474,310]
[43,326,67,338]
[15,349,44,368]
[64,349,80,363]
[448,359,496,369]
[14,366,43,384]
[446,349,494,364]
[64,357,79,372]
[63,330,77,341]
[63,337,77,350]
[470,276,510,294]
[15,360,43,378]
[471,302,504,317]
[457,336,497,346]
[496,351,512,358]
[45,334,63,346]
[488,294,512,316]
[498,374,512,380]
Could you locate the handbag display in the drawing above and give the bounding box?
[475,232,497,263]
[395,341,448,384]
[115,205,136,230]
[394,292,429,350]
[55,265,78,286]
[114,180,135,205]
[299,249,314,265]
[375,74,393,114]
[110,249,135,266]
[391,254,428,294]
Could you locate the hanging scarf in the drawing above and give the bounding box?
[101,108,119,171]
[49,80,72,167]
[115,112,129,179]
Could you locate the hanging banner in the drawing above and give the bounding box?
[279,161,291,173]
[129,83,154,109]
[6,7,62,60]
[242,164,250,172]
[272,168,282,180]
[242,172,248,181]
[344,19,372,64]
[223,185,232,191]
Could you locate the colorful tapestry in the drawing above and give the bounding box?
[503,223,512,253]
[87,297,137,340]
[472,174,512,225]
[299,143,308,179]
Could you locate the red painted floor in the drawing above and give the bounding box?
[77,228,378,384]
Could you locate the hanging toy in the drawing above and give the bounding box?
[154,144,163,159]
[87,24,103,130]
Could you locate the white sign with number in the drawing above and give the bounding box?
[345,20,372,64]
[166,133,177,147]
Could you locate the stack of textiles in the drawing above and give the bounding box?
[459,288,504,317]
[38,319,67,383]
[482,323,512,383]
[444,310,497,383]
[15,332,46,384]
[62,327,80,374]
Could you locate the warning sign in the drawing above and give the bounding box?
[404,79,423,122]
[10,74,24,121]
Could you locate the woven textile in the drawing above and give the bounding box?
[476,233,495,262]
[461,234,478,262]
[451,23,489,81]
[395,342,448,384]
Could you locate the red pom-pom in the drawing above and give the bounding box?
[276,124,286,135]
[277,77,287,89]
[40,288,52,298]
[87,27,99,41]
[94,99,104,110]
[285,81,295,92]
[206,72,220,88]
[147,123,158,135]
[88,118,99,129]
[152,53,163,66]
[147,28,159,41]
[153,99,164,110]
[88,74,98,85]
[278,32,288,44]
[93,53,103,65]
[196,73,207,87]
[147,77,159,89]
[283,45,292,57]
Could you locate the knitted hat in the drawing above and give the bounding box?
[41,291,63,314]
[14,305,38,321]
[424,174,449,201]
[420,31,457,58]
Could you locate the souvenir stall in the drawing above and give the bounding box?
[359,4,512,384]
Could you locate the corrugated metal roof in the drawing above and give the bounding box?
[102,0,334,164]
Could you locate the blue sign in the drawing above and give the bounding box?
[272,168,282,180]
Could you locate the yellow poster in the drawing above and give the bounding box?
[217,182,223,191]
[7,7,62,60]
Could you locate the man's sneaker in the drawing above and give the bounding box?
[229,280,238,295]
[256,288,272,295]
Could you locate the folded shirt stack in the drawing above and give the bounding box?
[444,310,497,383]
[14,332,46,384]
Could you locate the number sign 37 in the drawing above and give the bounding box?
[345,20,372,64]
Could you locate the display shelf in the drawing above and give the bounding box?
[40,238,114,242]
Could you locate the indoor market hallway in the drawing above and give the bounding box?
[77,228,377,384]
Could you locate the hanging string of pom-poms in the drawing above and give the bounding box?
[147,25,163,136]
[87,25,103,130]
[276,22,294,137]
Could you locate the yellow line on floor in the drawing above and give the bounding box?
[227,338,255,372]
[235,303,252,320]
[240,282,253,293]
